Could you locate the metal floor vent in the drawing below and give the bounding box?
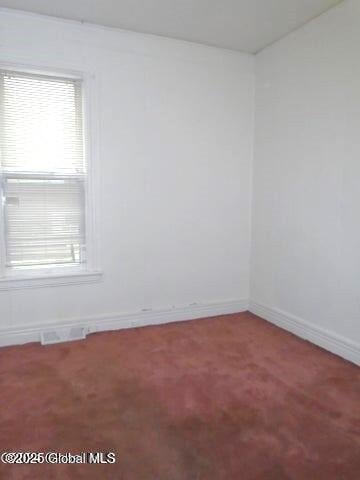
[40,327,88,345]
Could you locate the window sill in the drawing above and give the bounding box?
[0,270,102,291]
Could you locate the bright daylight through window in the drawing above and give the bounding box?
[0,69,87,277]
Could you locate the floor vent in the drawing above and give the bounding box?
[40,326,88,345]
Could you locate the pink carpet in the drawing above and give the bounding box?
[0,312,359,479]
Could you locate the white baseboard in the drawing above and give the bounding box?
[249,301,360,366]
[0,299,249,348]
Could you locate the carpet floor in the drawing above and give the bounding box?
[0,312,359,480]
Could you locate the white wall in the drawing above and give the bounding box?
[0,9,254,331]
[3,2,357,361]
[252,0,360,347]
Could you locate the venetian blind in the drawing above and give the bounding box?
[0,69,86,268]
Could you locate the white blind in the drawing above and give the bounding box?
[1,70,84,174]
[0,69,86,269]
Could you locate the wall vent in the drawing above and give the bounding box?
[40,326,88,345]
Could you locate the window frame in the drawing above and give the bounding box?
[0,63,102,290]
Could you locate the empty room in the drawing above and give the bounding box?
[0,0,359,478]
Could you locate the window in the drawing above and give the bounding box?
[0,67,100,288]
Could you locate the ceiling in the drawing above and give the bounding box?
[0,0,342,53]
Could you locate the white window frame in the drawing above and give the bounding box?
[0,63,102,290]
